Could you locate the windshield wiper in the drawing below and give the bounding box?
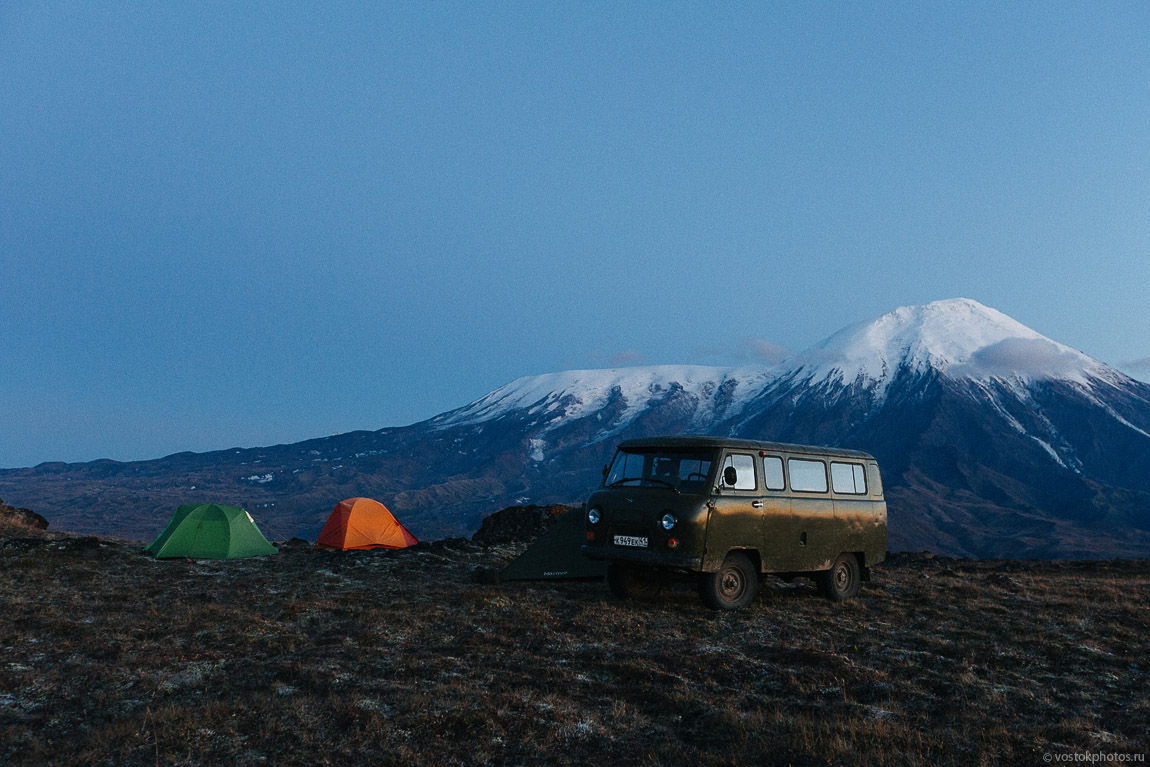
[608,477,679,492]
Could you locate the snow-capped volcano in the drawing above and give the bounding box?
[433,298,1127,446]
[439,298,1123,433]
[786,298,1113,392]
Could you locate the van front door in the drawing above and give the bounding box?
[702,451,761,571]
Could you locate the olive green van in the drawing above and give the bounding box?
[580,436,887,610]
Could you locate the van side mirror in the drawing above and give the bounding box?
[723,466,738,486]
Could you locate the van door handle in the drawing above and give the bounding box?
[752,500,764,508]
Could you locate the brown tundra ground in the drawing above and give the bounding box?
[0,524,1146,766]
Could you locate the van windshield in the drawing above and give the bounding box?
[605,449,715,493]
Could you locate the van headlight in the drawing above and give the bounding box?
[661,513,676,531]
[587,508,601,525]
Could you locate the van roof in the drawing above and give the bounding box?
[616,435,875,461]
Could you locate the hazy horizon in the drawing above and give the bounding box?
[4,3,1150,467]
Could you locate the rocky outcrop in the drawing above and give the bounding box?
[0,498,48,530]
[471,504,579,546]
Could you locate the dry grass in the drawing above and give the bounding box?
[0,532,1147,766]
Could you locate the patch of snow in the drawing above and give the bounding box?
[966,380,1083,473]
[1029,436,1067,468]
[528,438,545,462]
[243,473,274,483]
[969,381,1029,436]
[1073,385,1150,440]
[1102,407,1150,440]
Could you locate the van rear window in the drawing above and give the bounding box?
[831,462,867,494]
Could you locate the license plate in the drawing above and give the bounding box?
[613,535,648,548]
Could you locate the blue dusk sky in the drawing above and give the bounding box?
[3,2,1150,468]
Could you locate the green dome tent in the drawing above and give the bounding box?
[145,504,278,559]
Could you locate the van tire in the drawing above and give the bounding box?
[698,552,759,611]
[816,553,861,601]
[606,562,664,601]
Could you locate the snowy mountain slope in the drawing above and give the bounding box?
[2,298,1148,557]
[432,365,776,447]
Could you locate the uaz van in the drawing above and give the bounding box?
[581,436,887,610]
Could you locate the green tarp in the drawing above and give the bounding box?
[145,504,278,559]
[500,507,608,581]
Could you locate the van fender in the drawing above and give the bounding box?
[702,546,762,574]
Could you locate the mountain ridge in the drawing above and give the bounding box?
[2,298,1149,558]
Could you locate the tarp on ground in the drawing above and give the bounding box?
[145,504,278,559]
[499,507,607,580]
[316,497,418,550]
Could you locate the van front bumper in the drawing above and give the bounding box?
[581,545,702,570]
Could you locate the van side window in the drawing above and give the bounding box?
[763,456,785,490]
[722,453,757,490]
[788,458,828,493]
[831,462,867,494]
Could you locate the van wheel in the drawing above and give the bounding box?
[698,552,759,611]
[606,562,664,601]
[816,554,861,601]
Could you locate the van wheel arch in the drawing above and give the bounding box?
[816,552,861,601]
[698,551,760,611]
[731,548,762,574]
[703,547,762,576]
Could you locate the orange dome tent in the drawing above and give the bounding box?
[316,497,419,550]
